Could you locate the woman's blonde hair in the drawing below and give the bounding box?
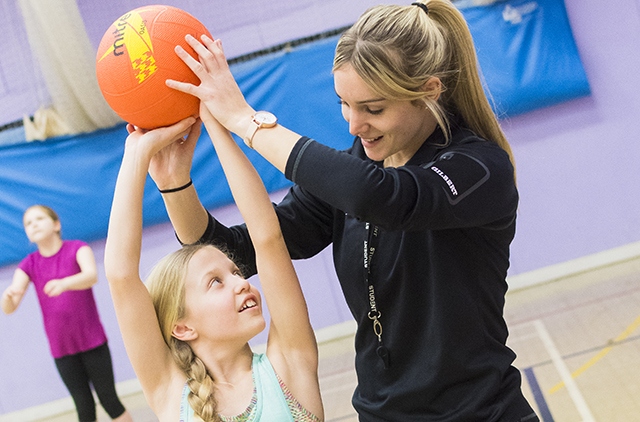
[146,244,223,422]
[333,0,515,172]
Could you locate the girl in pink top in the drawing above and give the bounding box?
[1,205,132,422]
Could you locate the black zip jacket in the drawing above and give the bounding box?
[200,123,538,421]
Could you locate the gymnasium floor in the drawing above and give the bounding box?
[37,256,640,422]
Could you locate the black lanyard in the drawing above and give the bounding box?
[364,222,390,369]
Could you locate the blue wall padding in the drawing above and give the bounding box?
[462,0,590,116]
[0,0,590,267]
[0,126,126,264]
[0,36,351,267]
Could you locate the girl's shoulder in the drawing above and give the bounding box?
[59,239,91,256]
[63,239,89,249]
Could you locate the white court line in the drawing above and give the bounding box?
[533,319,595,422]
[506,331,540,344]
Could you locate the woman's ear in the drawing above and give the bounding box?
[422,77,442,102]
[172,322,198,341]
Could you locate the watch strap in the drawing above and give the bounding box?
[243,117,260,149]
[243,112,277,149]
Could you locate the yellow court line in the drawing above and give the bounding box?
[549,314,640,394]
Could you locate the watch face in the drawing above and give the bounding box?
[255,111,277,125]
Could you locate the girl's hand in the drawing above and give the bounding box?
[2,285,22,301]
[166,35,254,136]
[43,279,66,297]
[125,117,198,158]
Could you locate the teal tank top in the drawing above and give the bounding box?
[179,353,294,422]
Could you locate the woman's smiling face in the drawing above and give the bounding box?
[334,64,437,168]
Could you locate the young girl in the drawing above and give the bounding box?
[1,205,132,422]
[103,111,323,421]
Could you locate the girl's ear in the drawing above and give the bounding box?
[54,220,62,236]
[421,76,442,102]
[172,322,198,341]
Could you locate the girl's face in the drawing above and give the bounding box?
[181,246,265,344]
[23,207,60,244]
[334,64,437,168]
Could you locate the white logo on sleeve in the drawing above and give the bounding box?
[430,166,458,196]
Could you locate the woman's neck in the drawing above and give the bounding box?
[383,118,439,168]
[37,236,63,257]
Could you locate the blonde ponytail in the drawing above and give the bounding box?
[426,0,515,171]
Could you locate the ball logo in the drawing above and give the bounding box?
[97,10,157,84]
[96,5,211,128]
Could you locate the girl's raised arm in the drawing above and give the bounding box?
[104,118,198,406]
[199,104,322,418]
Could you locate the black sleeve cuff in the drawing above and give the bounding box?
[285,136,314,182]
[175,210,216,246]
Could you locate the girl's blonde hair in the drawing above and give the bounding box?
[333,0,515,172]
[146,244,223,422]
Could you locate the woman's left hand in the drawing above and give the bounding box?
[166,35,254,137]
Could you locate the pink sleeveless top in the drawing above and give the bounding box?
[18,240,107,358]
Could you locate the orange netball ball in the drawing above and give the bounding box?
[96,5,211,129]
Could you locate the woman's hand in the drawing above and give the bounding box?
[166,35,254,137]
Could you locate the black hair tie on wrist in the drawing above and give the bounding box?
[158,179,193,194]
[412,2,429,15]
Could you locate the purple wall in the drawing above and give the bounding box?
[2,0,640,416]
[504,0,640,275]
